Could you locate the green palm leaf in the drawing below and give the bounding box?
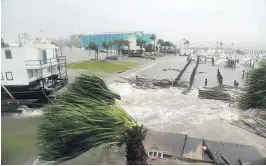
[37,74,147,164]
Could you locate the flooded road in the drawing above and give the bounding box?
[2,55,266,164]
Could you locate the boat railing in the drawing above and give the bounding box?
[25,56,66,68]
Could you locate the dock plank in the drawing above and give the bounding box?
[202,140,263,164]
[144,130,187,157]
[182,137,203,160]
[143,130,263,165]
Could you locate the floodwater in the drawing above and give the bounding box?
[1,56,266,165]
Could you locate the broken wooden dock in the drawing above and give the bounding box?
[144,130,263,165]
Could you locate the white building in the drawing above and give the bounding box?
[1,42,68,101]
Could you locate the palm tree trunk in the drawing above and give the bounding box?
[125,125,148,165]
[154,40,156,55]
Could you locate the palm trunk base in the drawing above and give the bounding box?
[125,125,148,165]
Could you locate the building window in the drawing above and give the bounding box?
[5,50,12,59]
[1,72,4,80]
[5,72,13,80]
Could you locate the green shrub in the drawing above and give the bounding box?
[239,63,266,110]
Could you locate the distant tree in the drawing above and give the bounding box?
[123,40,130,55]
[35,37,42,43]
[21,32,31,43]
[157,39,164,46]
[108,41,113,56]
[88,42,99,60]
[113,40,123,55]
[102,41,111,57]
[113,39,129,55]
[145,44,153,52]
[136,39,146,53]
[235,49,245,55]
[184,40,190,49]
[66,42,72,50]
[164,41,172,47]
[220,42,223,48]
[70,34,82,48]
[150,34,156,54]
[1,38,9,48]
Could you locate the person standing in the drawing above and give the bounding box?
[205,78,208,86]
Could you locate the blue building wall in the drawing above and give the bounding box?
[80,32,155,50]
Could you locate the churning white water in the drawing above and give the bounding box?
[12,81,240,131]
[109,82,240,131]
[12,106,43,118]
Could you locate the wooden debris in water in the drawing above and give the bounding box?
[120,76,188,89]
[162,68,181,72]
[198,89,232,101]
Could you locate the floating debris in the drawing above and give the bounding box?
[198,89,232,101]
[162,68,181,72]
[120,76,188,89]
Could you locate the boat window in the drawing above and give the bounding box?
[47,67,51,72]
[55,49,58,57]
[37,69,42,76]
[1,72,4,80]
[42,50,47,64]
[33,69,38,76]
[5,72,13,80]
[5,50,12,59]
[28,70,33,78]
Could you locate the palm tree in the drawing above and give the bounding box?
[102,41,110,57]
[122,40,131,55]
[37,74,148,164]
[186,40,190,49]
[108,41,113,56]
[150,34,156,54]
[136,39,146,54]
[183,40,189,49]
[88,42,99,60]
[113,39,124,55]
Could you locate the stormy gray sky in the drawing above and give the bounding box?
[1,0,266,48]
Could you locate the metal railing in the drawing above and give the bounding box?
[25,56,66,67]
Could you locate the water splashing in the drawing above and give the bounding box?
[110,82,240,131]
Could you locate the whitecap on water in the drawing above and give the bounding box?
[12,106,43,118]
[109,82,240,131]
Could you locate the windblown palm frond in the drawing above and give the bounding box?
[58,74,120,105]
[38,74,147,164]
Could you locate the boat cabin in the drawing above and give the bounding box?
[1,43,68,102]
